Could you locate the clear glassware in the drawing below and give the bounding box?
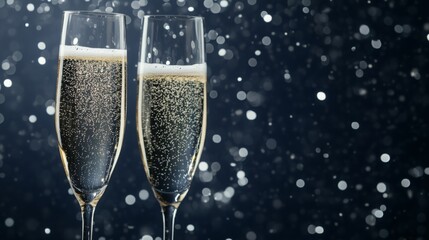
[137,15,206,240]
[55,11,127,240]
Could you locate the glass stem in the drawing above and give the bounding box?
[161,205,177,240]
[81,204,95,240]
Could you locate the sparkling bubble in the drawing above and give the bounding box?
[316,91,326,101]
[125,195,136,205]
[359,25,370,35]
[44,228,51,234]
[296,179,305,188]
[427,33,429,41]
[220,0,228,7]
[338,180,347,191]
[380,153,390,163]
[188,7,194,12]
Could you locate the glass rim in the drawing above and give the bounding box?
[143,14,204,21]
[63,10,126,18]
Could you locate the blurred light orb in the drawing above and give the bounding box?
[246,110,257,120]
[3,79,12,88]
[380,153,390,163]
[29,115,37,123]
[38,57,46,65]
[316,91,326,101]
[359,24,370,35]
[125,194,136,205]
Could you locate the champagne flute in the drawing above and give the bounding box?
[137,15,206,240]
[55,11,127,240]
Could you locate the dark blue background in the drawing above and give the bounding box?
[1,0,429,239]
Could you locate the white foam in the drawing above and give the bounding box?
[59,45,126,58]
[138,63,206,76]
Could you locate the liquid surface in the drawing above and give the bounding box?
[56,46,126,204]
[137,64,206,196]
